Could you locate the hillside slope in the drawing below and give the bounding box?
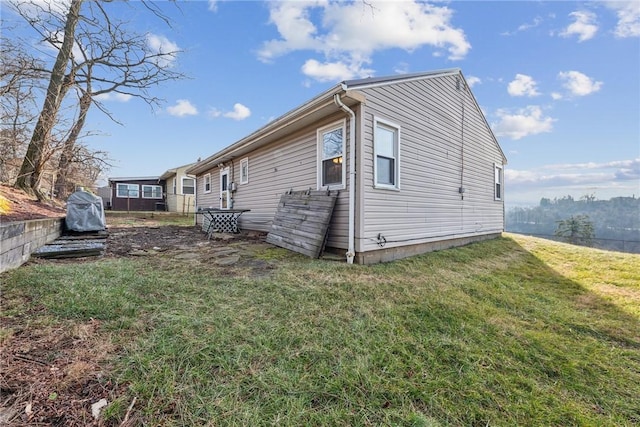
[1,230,638,425]
[0,184,66,222]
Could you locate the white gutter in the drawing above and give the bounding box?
[333,93,356,264]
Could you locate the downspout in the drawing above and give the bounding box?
[193,174,198,226]
[333,93,356,264]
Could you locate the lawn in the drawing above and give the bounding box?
[1,224,638,426]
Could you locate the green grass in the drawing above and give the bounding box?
[1,234,639,426]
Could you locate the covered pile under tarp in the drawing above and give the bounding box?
[65,190,106,232]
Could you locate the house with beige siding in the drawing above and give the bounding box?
[159,163,196,214]
[187,69,507,264]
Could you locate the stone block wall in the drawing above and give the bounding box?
[0,218,64,273]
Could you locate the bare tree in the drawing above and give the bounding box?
[13,0,83,198]
[8,0,185,199]
[52,88,91,198]
[0,33,47,182]
[61,143,111,193]
[52,2,185,199]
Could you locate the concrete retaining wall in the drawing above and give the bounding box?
[1,218,65,273]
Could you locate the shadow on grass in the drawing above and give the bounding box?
[350,235,640,425]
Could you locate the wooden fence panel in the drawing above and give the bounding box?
[266,190,338,258]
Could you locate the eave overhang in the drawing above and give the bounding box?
[187,87,364,175]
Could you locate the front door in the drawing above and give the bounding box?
[220,167,230,209]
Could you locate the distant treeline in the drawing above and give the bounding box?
[506,195,640,253]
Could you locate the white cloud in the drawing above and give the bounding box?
[208,103,252,120]
[551,92,563,100]
[507,159,640,186]
[507,74,540,97]
[505,158,640,204]
[501,16,543,36]
[301,59,373,82]
[208,0,218,12]
[518,16,543,32]
[605,1,640,38]
[167,99,198,117]
[393,62,410,75]
[558,71,602,96]
[258,1,470,82]
[146,34,179,67]
[207,108,222,118]
[466,75,481,88]
[560,10,598,42]
[223,103,251,120]
[7,1,71,21]
[94,92,132,102]
[492,106,555,140]
[38,28,85,61]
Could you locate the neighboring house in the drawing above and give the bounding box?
[96,185,112,209]
[187,68,507,264]
[159,163,197,214]
[108,177,165,211]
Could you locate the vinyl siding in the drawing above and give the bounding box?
[163,166,196,213]
[358,74,504,253]
[195,112,352,249]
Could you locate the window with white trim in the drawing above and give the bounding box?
[142,185,163,199]
[240,158,249,184]
[204,174,211,193]
[317,121,345,189]
[116,183,139,198]
[182,177,195,195]
[494,164,504,201]
[374,118,400,189]
[172,178,176,195]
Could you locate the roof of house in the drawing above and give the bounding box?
[342,68,461,90]
[187,68,504,175]
[108,176,161,182]
[159,162,197,181]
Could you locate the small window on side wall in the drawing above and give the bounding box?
[240,158,249,184]
[204,174,211,193]
[182,177,195,195]
[494,164,503,201]
[374,117,400,190]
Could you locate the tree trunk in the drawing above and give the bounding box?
[54,89,91,200]
[14,0,83,199]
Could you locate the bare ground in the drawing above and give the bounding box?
[1,201,274,426]
[0,184,66,222]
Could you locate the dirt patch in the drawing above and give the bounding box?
[0,315,123,426]
[1,218,276,426]
[0,184,66,222]
[100,224,276,279]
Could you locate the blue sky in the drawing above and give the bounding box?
[4,0,640,207]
